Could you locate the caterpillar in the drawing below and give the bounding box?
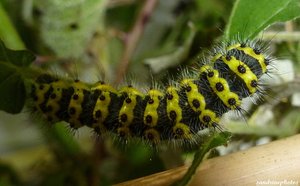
[29,39,272,145]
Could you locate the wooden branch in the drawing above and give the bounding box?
[115,134,300,186]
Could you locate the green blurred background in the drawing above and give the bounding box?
[1,0,300,185]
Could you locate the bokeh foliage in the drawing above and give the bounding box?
[0,0,300,185]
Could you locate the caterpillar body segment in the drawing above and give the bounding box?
[221,56,258,94]
[90,82,118,132]
[228,44,267,73]
[143,89,164,127]
[29,41,272,144]
[44,80,68,123]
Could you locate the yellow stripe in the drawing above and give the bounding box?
[45,80,66,121]
[117,126,131,138]
[228,44,267,73]
[180,79,206,112]
[118,86,144,97]
[143,89,163,127]
[222,56,258,94]
[180,78,220,126]
[144,128,160,143]
[199,109,219,126]
[200,66,241,109]
[172,123,191,139]
[91,82,117,93]
[92,91,111,127]
[68,81,89,128]
[92,83,115,128]
[118,86,142,126]
[34,83,51,106]
[166,86,182,123]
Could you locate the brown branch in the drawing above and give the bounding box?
[114,0,158,84]
[115,134,300,186]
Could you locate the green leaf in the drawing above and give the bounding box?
[36,0,108,58]
[0,3,25,50]
[0,40,36,113]
[0,40,35,67]
[0,63,26,114]
[173,131,232,186]
[268,0,300,24]
[225,0,300,40]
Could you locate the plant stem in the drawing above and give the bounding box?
[114,0,158,84]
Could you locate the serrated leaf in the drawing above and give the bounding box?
[0,63,26,114]
[173,131,232,186]
[0,40,35,66]
[225,0,300,40]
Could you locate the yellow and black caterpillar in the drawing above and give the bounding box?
[29,40,272,144]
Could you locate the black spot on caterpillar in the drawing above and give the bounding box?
[29,39,273,145]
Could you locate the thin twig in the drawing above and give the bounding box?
[114,0,158,84]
